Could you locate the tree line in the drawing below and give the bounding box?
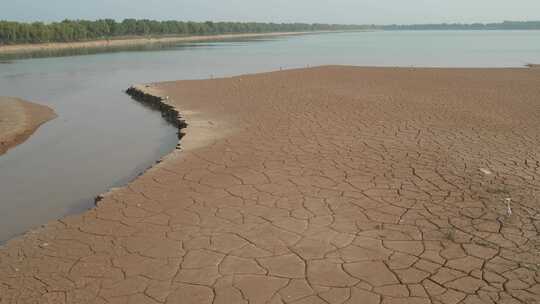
[379,21,540,31]
[0,19,364,45]
[2,19,538,45]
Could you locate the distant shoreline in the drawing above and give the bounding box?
[0,31,335,57]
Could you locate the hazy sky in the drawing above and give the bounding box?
[2,0,539,24]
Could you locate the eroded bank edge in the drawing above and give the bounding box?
[92,85,188,203]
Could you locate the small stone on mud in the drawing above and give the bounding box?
[479,168,492,175]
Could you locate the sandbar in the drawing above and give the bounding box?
[0,97,56,156]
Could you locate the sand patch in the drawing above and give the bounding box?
[0,97,56,155]
[131,84,234,152]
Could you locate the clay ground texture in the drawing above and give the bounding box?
[1,66,540,304]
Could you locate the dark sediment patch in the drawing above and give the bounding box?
[126,86,187,148]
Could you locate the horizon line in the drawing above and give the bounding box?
[1,19,540,27]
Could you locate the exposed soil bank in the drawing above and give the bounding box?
[0,97,56,155]
[1,66,540,303]
[0,31,329,57]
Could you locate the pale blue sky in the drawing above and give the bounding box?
[1,0,539,24]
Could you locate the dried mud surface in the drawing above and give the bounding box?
[1,66,540,304]
[0,97,56,156]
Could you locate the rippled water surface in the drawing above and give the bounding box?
[1,30,539,242]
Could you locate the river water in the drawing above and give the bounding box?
[1,30,539,242]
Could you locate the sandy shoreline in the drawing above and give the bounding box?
[0,97,56,155]
[1,66,540,303]
[0,31,331,56]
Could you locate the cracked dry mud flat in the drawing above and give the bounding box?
[1,66,540,304]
